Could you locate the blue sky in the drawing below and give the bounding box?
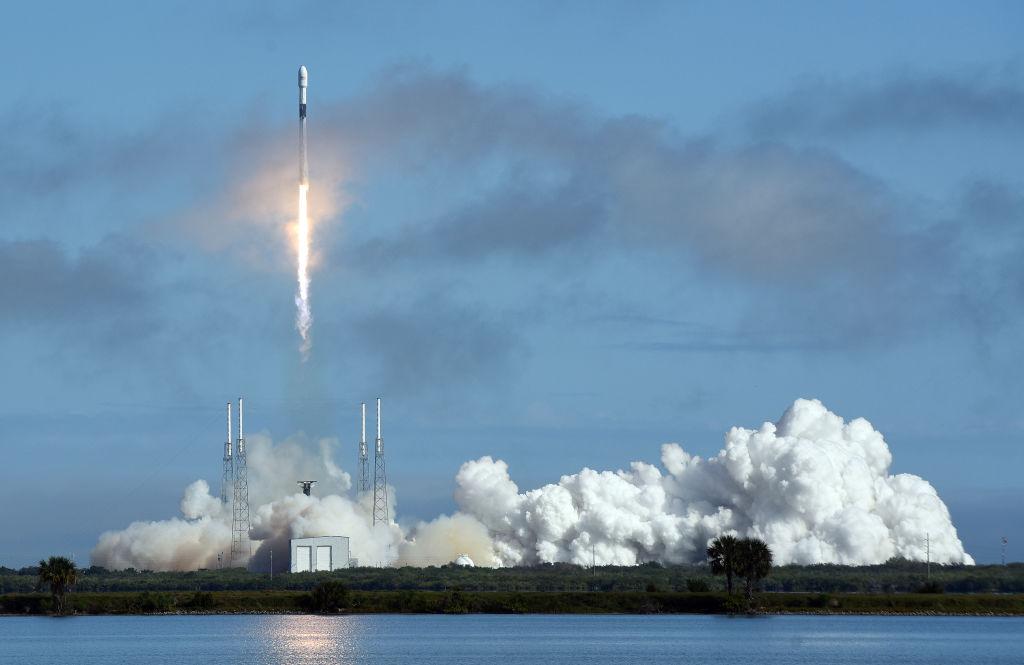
[1,1,1022,566]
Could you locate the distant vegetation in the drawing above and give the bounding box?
[3,589,1024,616]
[4,551,1024,615]
[2,559,1023,598]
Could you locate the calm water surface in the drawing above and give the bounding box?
[1,614,1021,664]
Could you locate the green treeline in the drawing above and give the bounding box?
[2,560,1023,595]
[4,588,1024,616]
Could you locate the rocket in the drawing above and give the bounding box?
[298,65,308,185]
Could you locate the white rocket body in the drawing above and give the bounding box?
[298,65,308,185]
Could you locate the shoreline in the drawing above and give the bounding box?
[4,590,1024,617]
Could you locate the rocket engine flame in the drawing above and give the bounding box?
[295,183,312,358]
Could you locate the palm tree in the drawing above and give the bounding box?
[736,538,773,604]
[706,535,740,594]
[38,556,78,615]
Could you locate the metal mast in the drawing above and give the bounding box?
[359,402,370,493]
[230,397,251,566]
[221,403,233,505]
[372,397,388,525]
[926,532,930,580]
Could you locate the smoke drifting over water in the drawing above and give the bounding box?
[91,399,972,570]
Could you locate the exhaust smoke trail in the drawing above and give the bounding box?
[295,183,311,358]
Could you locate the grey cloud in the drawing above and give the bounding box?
[314,65,596,174]
[347,293,523,395]
[745,69,1024,138]
[301,68,968,346]
[158,66,915,293]
[313,69,912,284]
[0,106,213,213]
[12,65,1007,371]
[959,180,1024,228]
[604,140,907,281]
[617,338,833,354]
[0,237,155,329]
[597,313,837,354]
[430,183,605,260]
[355,180,606,264]
[953,180,1024,322]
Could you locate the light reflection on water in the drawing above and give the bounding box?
[1,614,1022,664]
[254,615,361,665]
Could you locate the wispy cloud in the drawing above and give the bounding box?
[3,64,1022,393]
[744,66,1024,138]
[0,237,156,330]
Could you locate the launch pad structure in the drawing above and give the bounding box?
[221,397,251,567]
[372,397,388,526]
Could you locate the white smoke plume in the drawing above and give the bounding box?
[455,398,973,566]
[397,513,500,567]
[91,398,972,571]
[92,480,231,571]
[248,492,401,571]
[91,433,394,571]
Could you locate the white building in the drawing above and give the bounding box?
[289,536,351,572]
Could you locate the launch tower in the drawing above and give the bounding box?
[229,397,251,566]
[372,397,388,525]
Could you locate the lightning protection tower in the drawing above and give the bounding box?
[221,403,233,505]
[358,402,370,493]
[372,397,388,526]
[230,397,251,566]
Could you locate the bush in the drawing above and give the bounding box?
[722,593,750,614]
[184,591,215,611]
[686,578,711,593]
[442,588,469,614]
[132,591,173,613]
[309,581,351,613]
[917,580,944,594]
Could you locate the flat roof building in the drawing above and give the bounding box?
[290,536,351,572]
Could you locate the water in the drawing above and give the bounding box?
[1,614,1021,664]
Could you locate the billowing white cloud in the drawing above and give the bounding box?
[456,399,973,566]
[91,398,972,571]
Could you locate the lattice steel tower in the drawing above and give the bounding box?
[230,397,251,566]
[221,403,233,505]
[372,397,388,525]
[358,402,370,493]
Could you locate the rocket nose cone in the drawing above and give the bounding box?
[298,65,308,87]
